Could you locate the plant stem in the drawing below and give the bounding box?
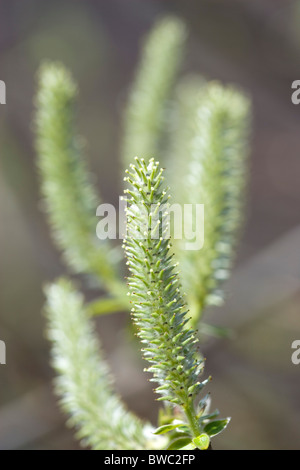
[184,402,201,438]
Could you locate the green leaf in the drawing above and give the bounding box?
[176,425,190,434]
[167,437,193,450]
[204,418,231,437]
[154,423,189,435]
[199,410,220,422]
[180,441,196,450]
[193,433,210,450]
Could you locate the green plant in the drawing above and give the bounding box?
[168,78,251,328]
[35,16,251,450]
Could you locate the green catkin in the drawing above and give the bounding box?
[35,17,245,448]
[171,81,251,325]
[45,279,163,450]
[123,157,210,438]
[35,62,126,300]
[122,17,186,170]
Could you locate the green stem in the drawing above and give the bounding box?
[87,295,129,316]
[184,403,201,438]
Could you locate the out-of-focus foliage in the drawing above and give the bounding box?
[35,63,126,299]
[122,17,186,170]
[45,279,162,450]
[169,80,251,326]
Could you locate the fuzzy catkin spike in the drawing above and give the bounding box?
[122,17,186,170]
[123,158,210,438]
[166,76,207,191]
[45,278,160,450]
[172,81,251,325]
[35,62,124,297]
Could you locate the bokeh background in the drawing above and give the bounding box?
[0,0,300,450]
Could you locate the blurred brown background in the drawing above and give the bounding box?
[0,0,300,450]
